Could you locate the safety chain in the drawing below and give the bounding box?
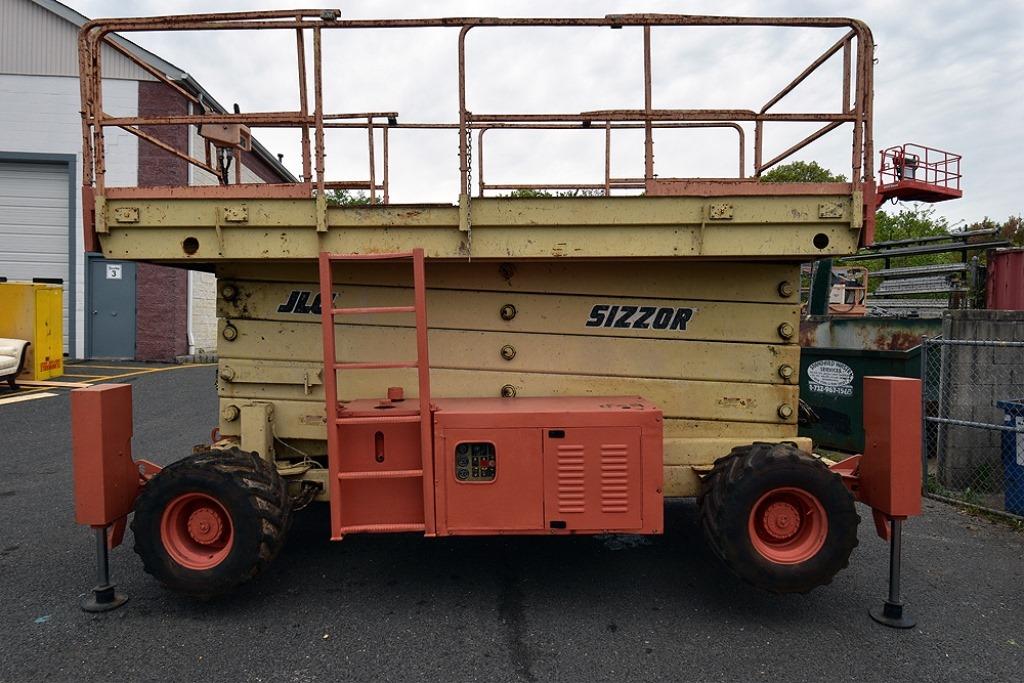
[466,127,474,251]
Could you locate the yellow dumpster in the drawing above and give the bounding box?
[0,281,64,380]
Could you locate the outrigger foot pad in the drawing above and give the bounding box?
[870,600,915,629]
[870,518,915,629]
[82,584,128,613]
[80,526,128,613]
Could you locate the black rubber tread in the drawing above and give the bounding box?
[131,448,292,597]
[697,442,860,594]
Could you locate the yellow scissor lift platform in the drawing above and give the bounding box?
[96,186,864,262]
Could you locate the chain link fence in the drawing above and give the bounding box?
[922,337,1024,519]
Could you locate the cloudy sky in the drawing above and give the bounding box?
[70,0,1022,226]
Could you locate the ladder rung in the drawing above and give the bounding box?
[334,360,418,370]
[336,415,421,425]
[338,468,424,480]
[327,252,414,261]
[338,523,426,534]
[331,305,416,316]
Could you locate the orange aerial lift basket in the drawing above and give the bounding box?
[877,143,962,204]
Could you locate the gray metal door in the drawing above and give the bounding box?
[88,259,136,359]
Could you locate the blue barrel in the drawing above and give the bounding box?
[995,399,1024,516]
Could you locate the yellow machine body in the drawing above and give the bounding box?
[88,191,864,497]
[214,255,806,498]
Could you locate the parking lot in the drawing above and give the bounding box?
[0,364,1021,682]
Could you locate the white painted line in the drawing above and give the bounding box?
[0,392,58,406]
[18,380,94,389]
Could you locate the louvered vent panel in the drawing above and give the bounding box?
[600,443,630,513]
[556,443,586,513]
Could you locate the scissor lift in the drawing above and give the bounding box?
[69,12,949,624]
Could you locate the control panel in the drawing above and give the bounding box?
[455,442,496,482]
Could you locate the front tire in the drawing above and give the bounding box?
[132,448,291,597]
[698,442,859,593]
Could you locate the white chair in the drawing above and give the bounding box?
[0,339,30,389]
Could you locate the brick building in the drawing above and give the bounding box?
[0,0,294,360]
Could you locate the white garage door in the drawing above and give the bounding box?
[0,161,70,352]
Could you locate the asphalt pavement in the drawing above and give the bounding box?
[0,365,1021,682]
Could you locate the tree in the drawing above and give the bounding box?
[874,206,950,243]
[323,189,378,206]
[760,160,847,183]
[858,206,955,274]
[965,215,1024,247]
[506,188,556,199]
[505,188,605,198]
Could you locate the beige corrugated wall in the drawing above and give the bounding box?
[0,0,155,81]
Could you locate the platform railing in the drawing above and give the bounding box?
[79,11,875,210]
[475,121,747,197]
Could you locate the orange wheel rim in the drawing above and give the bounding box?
[748,487,827,565]
[160,492,234,570]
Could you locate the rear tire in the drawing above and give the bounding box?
[698,442,859,593]
[132,448,291,597]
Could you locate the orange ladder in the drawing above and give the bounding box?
[317,248,434,539]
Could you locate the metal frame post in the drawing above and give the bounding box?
[81,526,128,612]
[807,258,833,316]
[920,335,929,493]
[869,518,916,628]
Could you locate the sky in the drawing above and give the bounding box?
[69,0,1023,226]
